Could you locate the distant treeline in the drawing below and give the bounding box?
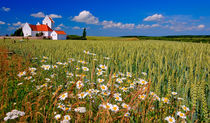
[121,35,210,43]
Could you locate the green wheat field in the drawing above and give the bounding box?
[0,38,209,122]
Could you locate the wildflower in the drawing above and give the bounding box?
[97,78,104,83]
[126,72,132,77]
[139,94,146,100]
[4,110,25,121]
[165,116,175,123]
[124,112,130,117]
[111,105,119,112]
[59,92,68,101]
[56,62,63,65]
[64,115,71,121]
[29,67,36,72]
[74,107,86,113]
[41,65,51,70]
[77,92,88,99]
[177,111,186,119]
[76,81,84,89]
[177,97,184,100]
[17,71,26,77]
[114,93,121,97]
[154,95,161,101]
[99,64,107,70]
[96,72,103,76]
[121,103,130,110]
[40,59,46,63]
[52,65,58,68]
[24,76,32,80]
[182,105,190,112]
[54,114,61,120]
[112,73,118,78]
[61,120,70,123]
[116,78,123,84]
[150,92,156,96]
[101,91,110,96]
[100,84,108,91]
[45,78,50,82]
[66,72,73,77]
[121,87,129,92]
[104,103,112,110]
[141,72,147,76]
[138,79,148,85]
[115,96,122,102]
[82,66,89,71]
[172,92,177,95]
[162,97,169,104]
[104,57,110,60]
[84,50,90,54]
[43,56,48,59]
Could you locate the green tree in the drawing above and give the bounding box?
[12,28,23,36]
[82,28,87,40]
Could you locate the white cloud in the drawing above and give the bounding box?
[13,21,24,27]
[55,26,61,30]
[197,24,205,29]
[0,21,5,24]
[31,12,45,18]
[72,10,99,24]
[136,24,161,29]
[101,20,134,29]
[144,14,164,21]
[49,14,62,18]
[72,26,81,29]
[2,7,10,12]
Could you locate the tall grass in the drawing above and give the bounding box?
[0,39,209,122]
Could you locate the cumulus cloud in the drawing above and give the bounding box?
[2,7,10,12]
[0,21,5,24]
[72,10,99,24]
[55,26,61,30]
[136,24,160,29]
[49,14,62,18]
[13,21,24,27]
[72,26,81,29]
[144,14,164,21]
[197,24,205,29]
[101,20,135,29]
[31,12,45,18]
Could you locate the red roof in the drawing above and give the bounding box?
[49,17,55,23]
[29,24,53,31]
[55,30,66,35]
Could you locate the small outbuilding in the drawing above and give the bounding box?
[51,30,67,40]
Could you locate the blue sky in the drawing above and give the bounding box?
[0,0,210,36]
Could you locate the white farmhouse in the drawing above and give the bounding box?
[22,15,66,40]
[51,30,67,40]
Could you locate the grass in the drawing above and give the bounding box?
[0,39,209,122]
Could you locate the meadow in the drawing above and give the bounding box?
[0,39,209,122]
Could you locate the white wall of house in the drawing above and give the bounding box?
[51,31,57,40]
[22,23,32,37]
[58,34,66,40]
[51,31,66,40]
[42,16,54,29]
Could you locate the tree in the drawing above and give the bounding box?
[12,28,23,36]
[82,28,87,40]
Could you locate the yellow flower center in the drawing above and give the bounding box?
[180,113,184,116]
[113,107,117,111]
[101,86,105,90]
[169,118,173,122]
[81,93,84,97]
